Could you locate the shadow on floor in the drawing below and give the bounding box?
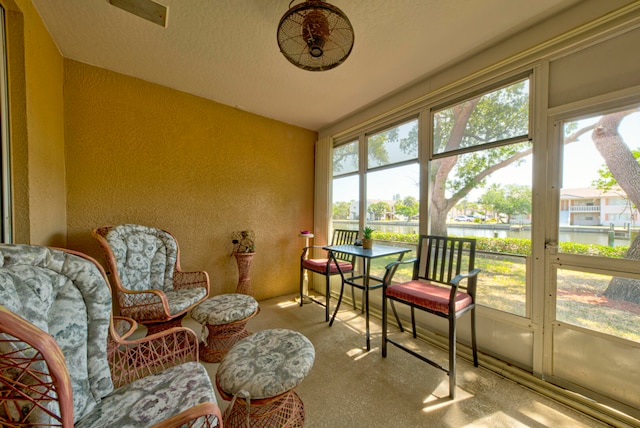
[184,294,611,428]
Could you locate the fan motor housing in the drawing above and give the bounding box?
[277,0,354,71]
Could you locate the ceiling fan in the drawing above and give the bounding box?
[277,0,355,72]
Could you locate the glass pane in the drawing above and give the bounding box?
[560,107,640,257]
[363,163,420,279]
[430,138,532,316]
[332,175,359,231]
[333,140,358,176]
[367,119,418,169]
[476,252,527,316]
[433,79,529,155]
[366,163,419,222]
[556,268,640,342]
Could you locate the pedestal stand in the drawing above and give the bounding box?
[233,252,255,296]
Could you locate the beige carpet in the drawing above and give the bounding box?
[184,294,611,428]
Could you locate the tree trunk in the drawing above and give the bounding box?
[590,111,640,303]
[430,207,450,236]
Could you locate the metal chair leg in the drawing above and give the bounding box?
[390,300,403,332]
[330,278,346,326]
[299,266,305,307]
[411,307,417,338]
[351,286,357,310]
[324,274,331,322]
[471,306,478,366]
[382,295,388,357]
[449,314,457,399]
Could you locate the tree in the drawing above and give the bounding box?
[368,201,390,220]
[478,184,531,223]
[478,185,506,223]
[332,201,351,220]
[427,81,533,235]
[592,149,640,218]
[585,110,640,304]
[395,196,419,219]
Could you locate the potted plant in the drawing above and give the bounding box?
[362,226,374,249]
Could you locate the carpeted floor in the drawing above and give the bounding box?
[184,294,611,428]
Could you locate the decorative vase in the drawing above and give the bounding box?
[362,238,373,249]
[233,252,255,296]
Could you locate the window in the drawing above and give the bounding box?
[332,140,359,231]
[367,120,418,168]
[433,79,529,155]
[431,78,532,316]
[366,118,419,223]
[556,268,639,342]
[331,78,533,314]
[560,106,640,252]
[332,120,419,279]
[333,139,358,176]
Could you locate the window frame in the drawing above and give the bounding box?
[0,6,11,243]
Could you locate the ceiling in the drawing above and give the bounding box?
[31,0,581,131]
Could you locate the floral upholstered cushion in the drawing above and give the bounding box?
[105,224,177,292]
[165,287,209,315]
[75,361,219,428]
[216,329,315,400]
[191,293,259,325]
[0,244,113,423]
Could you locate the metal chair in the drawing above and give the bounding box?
[381,235,480,398]
[93,224,209,335]
[299,229,359,321]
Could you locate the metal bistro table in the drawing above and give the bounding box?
[323,243,411,351]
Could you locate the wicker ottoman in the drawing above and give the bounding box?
[215,329,315,427]
[191,293,259,363]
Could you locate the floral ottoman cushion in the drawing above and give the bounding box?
[216,329,315,400]
[191,293,258,326]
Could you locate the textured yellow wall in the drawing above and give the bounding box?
[64,60,316,300]
[6,0,66,246]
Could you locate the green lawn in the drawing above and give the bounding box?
[369,250,640,342]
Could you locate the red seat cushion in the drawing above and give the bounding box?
[386,280,473,315]
[302,258,353,274]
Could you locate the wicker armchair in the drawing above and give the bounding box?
[93,224,210,335]
[0,244,222,427]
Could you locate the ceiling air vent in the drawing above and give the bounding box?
[108,0,168,27]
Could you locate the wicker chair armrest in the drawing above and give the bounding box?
[0,306,74,427]
[151,402,222,428]
[119,287,166,300]
[108,326,199,389]
[117,288,171,321]
[117,288,167,308]
[173,270,210,292]
[112,315,138,340]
